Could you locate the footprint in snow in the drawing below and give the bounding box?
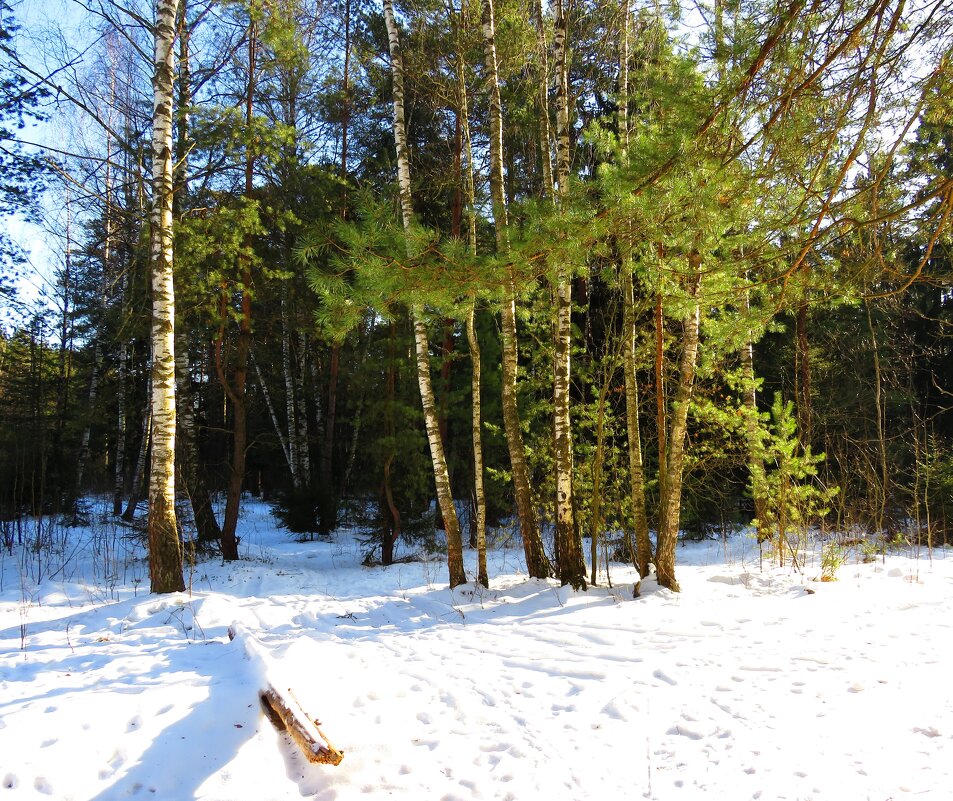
[33,777,52,795]
[417,712,432,725]
[127,716,142,731]
[653,669,677,686]
[2,774,18,789]
[412,738,438,751]
[666,724,703,740]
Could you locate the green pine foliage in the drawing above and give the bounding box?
[751,393,839,565]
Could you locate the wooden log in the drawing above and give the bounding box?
[228,623,344,766]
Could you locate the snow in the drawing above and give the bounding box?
[2,501,952,801]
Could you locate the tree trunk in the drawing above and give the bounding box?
[589,362,614,587]
[148,0,185,593]
[481,0,549,579]
[383,0,466,588]
[341,319,372,499]
[655,290,667,504]
[75,115,115,510]
[466,308,488,587]
[618,10,652,578]
[320,0,351,535]
[169,0,220,548]
[381,322,400,566]
[866,301,889,534]
[655,252,702,593]
[530,0,554,197]
[176,338,222,544]
[215,293,247,561]
[296,331,313,486]
[215,18,259,562]
[253,349,292,474]
[113,338,128,516]
[741,286,770,543]
[281,288,301,488]
[795,269,812,447]
[318,343,339,535]
[73,345,100,506]
[552,0,585,589]
[123,372,151,522]
[454,3,487,586]
[622,266,652,577]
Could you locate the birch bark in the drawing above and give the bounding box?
[530,0,554,198]
[113,336,127,515]
[552,0,586,589]
[383,0,466,587]
[148,0,186,593]
[281,288,301,488]
[481,0,549,579]
[454,1,487,586]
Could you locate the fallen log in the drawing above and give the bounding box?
[228,623,344,766]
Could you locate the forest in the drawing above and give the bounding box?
[1,0,952,594]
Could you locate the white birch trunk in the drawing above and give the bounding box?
[282,281,301,488]
[552,0,585,589]
[481,0,549,579]
[252,350,293,472]
[113,337,128,515]
[73,346,100,504]
[296,331,312,486]
[383,0,466,587]
[531,0,554,197]
[455,5,488,588]
[148,0,185,593]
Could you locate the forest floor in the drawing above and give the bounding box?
[1,500,952,801]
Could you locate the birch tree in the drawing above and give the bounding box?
[452,0,488,587]
[148,0,186,593]
[551,0,586,589]
[481,0,550,580]
[382,0,466,588]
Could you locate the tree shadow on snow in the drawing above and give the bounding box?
[75,637,255,801]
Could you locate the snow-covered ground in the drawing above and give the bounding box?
[2,501,952,801]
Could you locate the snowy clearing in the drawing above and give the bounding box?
[2,501,952,801]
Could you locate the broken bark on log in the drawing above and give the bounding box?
[228,623,344,766]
